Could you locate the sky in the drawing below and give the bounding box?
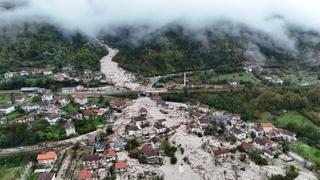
[1,0,320,47]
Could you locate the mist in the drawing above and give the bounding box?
[1,0,320,49]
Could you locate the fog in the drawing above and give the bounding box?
[1,0,320,49]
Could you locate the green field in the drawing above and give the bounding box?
[290,141,320,168]
[216,72,261,84]
[275,111,312,128]
[0,94,11,105]
[283,72,320,86]
[7,111,24,120]
[63,103,80,114]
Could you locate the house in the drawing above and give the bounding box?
[110,99,130,111]
[38,172,55,180]
[20,70,29,76]
[45,114,61,125]
[263,148,275,159]
[126,124,141,136]
[210,115,230,125]
[260,123,273,133]
[56,97,70,107]
[132,116,147,126]
[0,104,15,114]
[43,70,53,75]
[240,142,253,152]
[42,93,54,102]
[4,71,15,79]
[37,151,57,165]
[253,137,277,150]
[78,169,92,180]
[21,87,40,93]
[101,149,117,164]
[14,96,25,104]
[268,128,296,141]
[213,148,231,158]
[64,122,76,136]
[230,114,241,125]
[151,137,161,149]
[69,112,83,120]
[229,127,246,140]
[113,139,124,152]
[115,160,128,173]
[73,94,88,105]
[142,144,159,164]
[191,111,203,120]
[83,109,95,120]
[156,100,168,108]
[82,154,100,168]
[153,121,167,134]
[53,73,66,81]
[252,127,264,137]
[138,107,148,117]
[95,141,107,153]
[22,103,40,112]
[15,115,35,124]
[197,117,209,129]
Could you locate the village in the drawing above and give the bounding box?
[0,44,318,180]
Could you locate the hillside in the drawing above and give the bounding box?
[103,25,320,76]
[0,24,107,74]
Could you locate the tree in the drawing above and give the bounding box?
[170,156,177,164]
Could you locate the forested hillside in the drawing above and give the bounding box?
[104,25,320,76]
[0,24,107,74]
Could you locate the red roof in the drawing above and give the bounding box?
[103,149,116,158]
[115,160,128,169]
[78,169,92,180]
[139,107,147,113]
[261,123,273,128]
[37,151,57,161]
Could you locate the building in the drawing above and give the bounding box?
[268,128,296,141]
[82,155,100,168]
[38,172,55,180]
[45,114,61,125]
[4,72,15,79]
[213,149,231,158]
[229,127,246,140]
[126,124,141,136]
[138,107,148,117]
[20,87,40,93]
[42,93,54,102]
[64,122,76,136]
[153,121,167,134]
[240,142,253,152]
[95,141,107,153]
[73,94,88,105]
[115,160,128,173]
[0,104,15,114]
[142,144,159,164]
[197,117,209,129]
[113,139,124,152]
[22,103,40,112]
[260,123,273,133]
[210,115,230,125]
[101,149,117,164]
[37,151,57,165]
[83,109,95,120]
[252,127,264,137]
[132,116,147,126]
[110,99,130,111]
[78,169,92,180]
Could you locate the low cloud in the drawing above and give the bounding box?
[1,0,320,49]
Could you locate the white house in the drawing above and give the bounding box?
[22,103,40,112]
[42,93,54,102]
[229,127,246,140]
[4,72,15,79]
[0,104,15,114]
[153,121,167,134]
[64,122,76,136]
[45,114,61,125]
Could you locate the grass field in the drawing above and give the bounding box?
[290,141,320,168]
[63,103,80,114]
[7,111,24,119]
[216,72,261,84]
[283,72,320,86]
[0,94,11,105]
[275,111,314,128]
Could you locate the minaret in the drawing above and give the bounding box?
[183,72,187,87]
